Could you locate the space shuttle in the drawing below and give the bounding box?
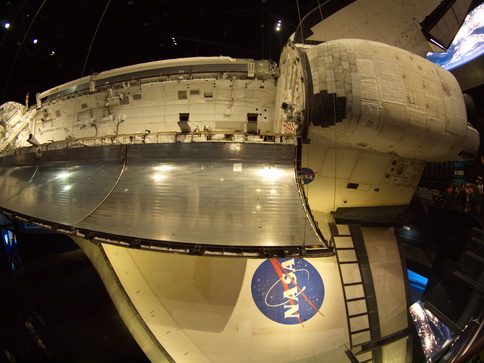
[0,0,481,361]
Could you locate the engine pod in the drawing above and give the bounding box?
[303,39,479,162]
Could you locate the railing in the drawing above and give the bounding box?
[0,130,299,157]
[38,59,277,104]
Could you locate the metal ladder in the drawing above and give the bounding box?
[330,223,381,363]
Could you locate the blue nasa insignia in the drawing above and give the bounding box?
[251,258,325,325]
[301,168,316,184]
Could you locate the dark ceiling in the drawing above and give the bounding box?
[0,0,320,103]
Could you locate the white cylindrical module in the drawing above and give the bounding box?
[304,39,479,162]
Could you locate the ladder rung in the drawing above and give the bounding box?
[344,282,363,286]
[351,327,370,335]
[349,312,369,319]
[351,340,372,349]
[339,261,359,264]
[347,297,365,302]
[464,251,484,264]
[336,247,356,251]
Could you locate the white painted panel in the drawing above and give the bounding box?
[321,148,360,179]
[97,243,351,362]
[362,227,408,336]
[350,152,391,182]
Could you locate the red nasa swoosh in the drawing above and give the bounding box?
[302,170,319,178]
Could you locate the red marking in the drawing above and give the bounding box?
[275,260,325,318]
[269,259,305,328]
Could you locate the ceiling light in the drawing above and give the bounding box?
[32,38,38,44]
[4,22,10,29]
[276,20,282,31]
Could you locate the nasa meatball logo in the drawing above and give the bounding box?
[301,168,317,184]
[251,258,324,325]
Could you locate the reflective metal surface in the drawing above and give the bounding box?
[0,153,38,203]
[1,146,125,226]
[0,143,324,248]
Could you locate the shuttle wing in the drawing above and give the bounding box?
[294,0,475,56]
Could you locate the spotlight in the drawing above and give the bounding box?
[32,38,38,44]
[4,22,10,29]
[276,20,282,31]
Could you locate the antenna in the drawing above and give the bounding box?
[81,0,112,77]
